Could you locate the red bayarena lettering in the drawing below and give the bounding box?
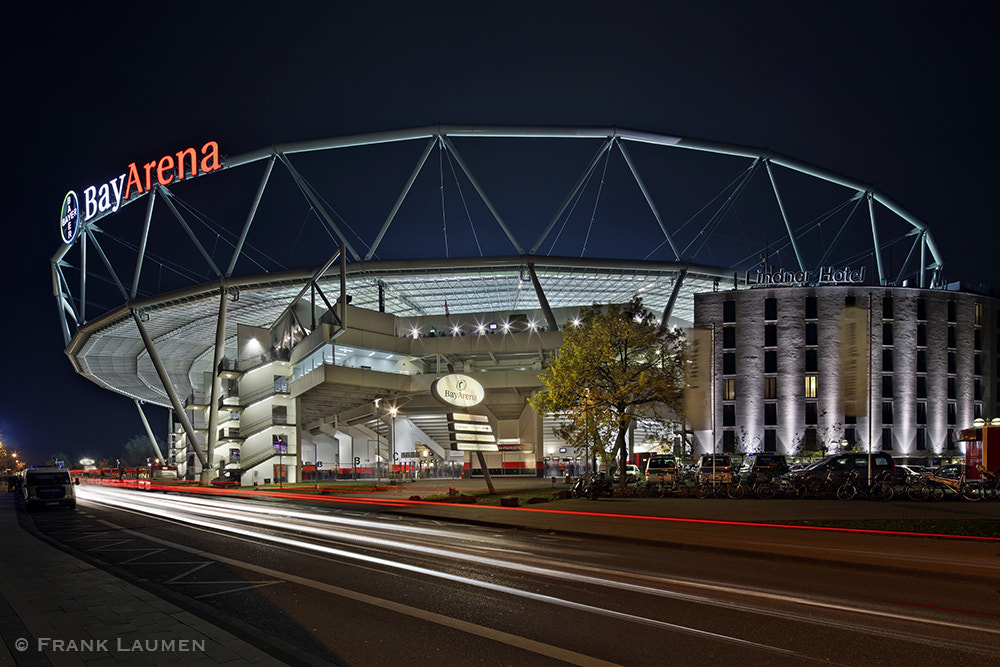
[199,140,221,173]
[175,147,197,179]
[157,154,175,185]
[123,141,222,200]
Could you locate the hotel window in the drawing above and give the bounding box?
[947,326,956,349]
[947,300,956,323]
[974,329,981,350]
[723,352,736,375]
[723,300,736,323]
[723,404,736,427]
[916,350,926,373]
[916,402,927,424]
[882,401,893,424]
[948,402,957,425]
[883,295,893,319]
[881,375,893,398]
[917,324,926,347]
[765,323,777,347]
[764,402,777,426]
[804,375,818,398]
[765,350,777,374]
[882,349,893,372]
[975,402,983,419]
[975,378,982,401]
[975,302,983,325]
[975,354,981,375]
[802,428,818,451]
[722,326,736,349]
[764,376,777,399]
[764,430,777,452]
[805,322,817,346]
[916,428,926,451]
[881,428,893,451]
[844,427,856,446]
[917,298,926,321]
[723,378,736,400]
[916,376,927,399]
[805,402,818,425]
[947,377,956,399]
[805,296,817,319]
[948,352,956,374]
[805,349,818,372]
[882,322,893,345]
[723,430,736,453]
[765,297,777,321]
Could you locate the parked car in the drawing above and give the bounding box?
[896,464,931,480]
[928,464,964,480]
[21,467,77,510]
[741,453,789,484]
[645,455,679,481]
[784,453,898,488]
[697,454,734,484]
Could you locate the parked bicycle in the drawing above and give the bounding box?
[836,469,894,502]
[909,466,981,502]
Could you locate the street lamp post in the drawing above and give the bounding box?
[389,406,397,482]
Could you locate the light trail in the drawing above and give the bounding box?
[77,486,1000,658]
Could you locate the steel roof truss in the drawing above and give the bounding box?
[158,185,223,279]
[439,134,525,255]
[365,137,437,261]
[616,138,683,262]
[227,155,276,278]
[276,153,361,261]
[765,159,805,273]
[530,136,614,255]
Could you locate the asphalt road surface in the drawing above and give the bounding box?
[23,486,1000,666]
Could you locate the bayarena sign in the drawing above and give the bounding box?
[59,140,222,245]
[431,374,485,408]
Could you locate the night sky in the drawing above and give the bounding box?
[5,1,997,465]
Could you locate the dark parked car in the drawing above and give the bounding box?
[697,454,734,484]
[784,453,898,488]
[741,453,789,484]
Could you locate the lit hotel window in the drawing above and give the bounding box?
[975,302,983,325]
[723,378,736,400]
[764,376,777,399]
[804,375,817,398]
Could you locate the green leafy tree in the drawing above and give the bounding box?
[122,435,166,466]
[530,298,685,484]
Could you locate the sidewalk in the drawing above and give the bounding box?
[0,492,286,667]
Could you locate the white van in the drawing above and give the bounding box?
[22,467,77,510]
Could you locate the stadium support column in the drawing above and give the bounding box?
[526,261,558,331]
[131,309,209,474]
[206,284,228,475]
[660,267,687,332]
[134,399,166,463]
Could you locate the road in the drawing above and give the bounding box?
[23,486,1000,666]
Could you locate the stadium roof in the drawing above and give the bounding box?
[52,125,945,408]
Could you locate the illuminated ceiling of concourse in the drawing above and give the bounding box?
[66,257,725,411]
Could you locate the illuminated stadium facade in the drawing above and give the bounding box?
[51,125,993,482]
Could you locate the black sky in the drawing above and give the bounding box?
[4,1,998,464]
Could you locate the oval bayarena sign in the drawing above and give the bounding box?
[431,374,485,408]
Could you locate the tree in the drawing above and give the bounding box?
[530,298,685,485]
[123,435,165,466]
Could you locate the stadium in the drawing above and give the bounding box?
[50,125,993,483]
